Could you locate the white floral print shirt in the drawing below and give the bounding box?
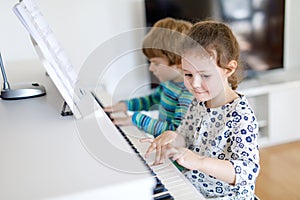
[177,94,260,200]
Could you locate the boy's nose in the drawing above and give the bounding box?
[149,63,155,72]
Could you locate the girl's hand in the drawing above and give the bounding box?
[104,102,127,113]
[141,131,205,169]
[172,147,205,170]
[140,131,178,165]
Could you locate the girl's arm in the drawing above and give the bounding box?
[143,131,236,185]
[174,149,236,185]
[142,130,185,165]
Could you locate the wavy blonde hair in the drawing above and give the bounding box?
[142,17,192,66]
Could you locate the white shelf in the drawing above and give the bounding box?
[257,120,268,128]
[238,69,300,148]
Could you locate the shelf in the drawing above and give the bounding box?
[257,120,268,128]
[238,71,300,147]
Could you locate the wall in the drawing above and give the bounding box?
[0,0,149,100]
[284,0,300,69]
[0,0,300,99]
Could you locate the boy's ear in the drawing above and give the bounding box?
[177,63,182,69]
[225,60,237,77]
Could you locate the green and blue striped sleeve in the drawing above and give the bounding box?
[131,90,193,137]
[125,85,162,111]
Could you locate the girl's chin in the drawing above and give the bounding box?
[193,93,209,102]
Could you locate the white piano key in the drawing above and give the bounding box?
[118,127,205,199]
[93,90,206,199]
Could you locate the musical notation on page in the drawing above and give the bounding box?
[13,0,85,118]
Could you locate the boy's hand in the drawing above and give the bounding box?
[104,102,127,113]
[111,116,132,126]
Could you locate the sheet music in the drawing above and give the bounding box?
[13,0,85,118]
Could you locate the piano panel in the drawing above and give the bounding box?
[92,90,206,200]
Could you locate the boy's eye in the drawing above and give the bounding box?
[184,73,193,77]
[149,62,158,67]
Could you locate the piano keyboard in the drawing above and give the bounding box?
[92,92,205,200]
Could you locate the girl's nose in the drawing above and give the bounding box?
[192,74,202,88]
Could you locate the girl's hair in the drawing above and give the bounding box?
[142,17,192,66]
[182,20,242,90]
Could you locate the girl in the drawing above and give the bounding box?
[142,21,260,199]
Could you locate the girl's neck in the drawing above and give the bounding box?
[205,87,239,108]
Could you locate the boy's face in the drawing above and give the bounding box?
[182,51,229,104]
[148,57,181,82]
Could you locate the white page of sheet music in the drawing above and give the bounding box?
[13,0,84,118]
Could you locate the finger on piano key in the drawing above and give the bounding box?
[139,137,154,143]
[92,92,205,199]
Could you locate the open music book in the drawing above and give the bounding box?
[13,0,94,118]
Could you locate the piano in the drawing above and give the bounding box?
[10,0,206,198]
[86,90,206,200]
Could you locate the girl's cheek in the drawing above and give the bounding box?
[184,79,191,89]
[184,80,194,93]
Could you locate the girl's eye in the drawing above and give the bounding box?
[201,74,210,78]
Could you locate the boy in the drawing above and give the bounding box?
[104,17,193,137]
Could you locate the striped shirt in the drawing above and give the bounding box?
[125,81,193,137]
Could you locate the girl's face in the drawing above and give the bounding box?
[149,57,182,82]
[182,50,233,106]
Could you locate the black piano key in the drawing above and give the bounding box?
[92,93,174,200]
[155,177,161,183]
[154,193,174,200]
[153,183,167,194]
[104,111,112,119]
[151,171,157,176]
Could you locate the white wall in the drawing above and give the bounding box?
[1,0,145,63]
[0,0,150,100]
[0,0,300,99]
[284,0,300,70]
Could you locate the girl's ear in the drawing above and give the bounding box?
[225,60,237,77]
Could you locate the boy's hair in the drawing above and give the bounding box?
[142,17,192,66]
[182,20,242,90]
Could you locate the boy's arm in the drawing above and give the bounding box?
[170,91,193,131]
[126,85,162,111]
[131,97,190,137]
[131,112,175,137]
